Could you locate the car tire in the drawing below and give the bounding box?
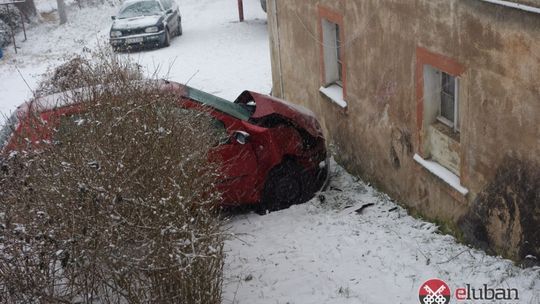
[177,18,182,36]
[260,160,306,213]
[163,29,171,47]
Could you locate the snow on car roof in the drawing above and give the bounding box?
[28,80,161,113]
[123,0,156,4]
[16,81,251,123]
[121,0,159,6]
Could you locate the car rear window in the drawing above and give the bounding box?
[185,86,250,121]
[160,0,172,10]
[119,1,162,19]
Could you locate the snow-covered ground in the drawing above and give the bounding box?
[223,161,540,303]
[1,1,539,303]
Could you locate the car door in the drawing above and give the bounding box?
[207,116,260,205]
[160,0,177,30]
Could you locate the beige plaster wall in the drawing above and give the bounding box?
[266,0,540,234]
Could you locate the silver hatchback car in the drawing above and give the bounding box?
[109,0,182,50]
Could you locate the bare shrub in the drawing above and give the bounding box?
[0,19,10,48]
[35,53,142,97]
[0,5,22,31]
[0,51,224,303]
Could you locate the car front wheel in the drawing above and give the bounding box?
[163,29,171,47]
[260,161,306,213]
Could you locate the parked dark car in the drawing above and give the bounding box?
[0,81,329,212]
[109,0,182,50]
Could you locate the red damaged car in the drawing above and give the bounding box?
[0,81,329,211]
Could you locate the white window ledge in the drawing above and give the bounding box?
[479,0,540,14]
[413,154,469,196]
[319,85,347,108]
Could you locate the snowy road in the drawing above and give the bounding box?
[0,1,539,303]
[0,0,271,116]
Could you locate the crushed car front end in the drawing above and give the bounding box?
[236,91,330,194]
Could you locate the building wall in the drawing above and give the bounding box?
[266,0,540,260]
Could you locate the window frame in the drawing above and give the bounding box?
[415,47,465,158]
[318,6,346,98]
[335,22,343,86]
[437,71,460,132]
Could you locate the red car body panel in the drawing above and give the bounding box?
[1,81,327,207]
[245,91,324,139]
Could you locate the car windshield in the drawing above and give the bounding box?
[118,1,162,19]
[185,86,251,121]
[0,111,19,151]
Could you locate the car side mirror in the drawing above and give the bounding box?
[233,131,250,145]
[166,8,173,14]
[111,16,116,20]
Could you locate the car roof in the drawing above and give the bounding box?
[121,0,162,7]
[10,80,250,124]
[123,0,159,4]
[22,82,250,122]
[183,86,250,121]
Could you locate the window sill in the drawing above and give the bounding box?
[413,154,469,196]
[319,84,347,108]
[431,121,460,143]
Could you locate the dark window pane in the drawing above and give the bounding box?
[440,72,456,124]
[441,72,455,95]
[119,1,162,19]
[440,92,455,123]
[335,24,342,82]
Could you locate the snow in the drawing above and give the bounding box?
[1,1,539,303]
[320,84,347,108]
[0,3,118,120]
[223,160,540,304]
[35,0,77,14]
[0,0,271,120]
[413,154,469,195]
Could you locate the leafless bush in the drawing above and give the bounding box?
[35,53,142,97]
[0,5,22,31]
[0,51,224,303]
[0,19,11,48]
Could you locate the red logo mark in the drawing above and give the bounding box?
[419,278,451,304]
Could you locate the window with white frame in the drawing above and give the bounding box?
[423,66,460,132]
[423,65,460,176]
[321,19,342,87]
[421,65,461,176]
[415,48,467,193]
[438,72,459,131]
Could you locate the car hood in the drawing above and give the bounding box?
[247,91,324,138]
[112,15,162,30]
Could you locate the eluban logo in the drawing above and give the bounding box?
[419,279,451,304]
[455,284,519,301]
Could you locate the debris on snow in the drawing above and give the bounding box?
[223,160,540,304]
[354,202,374,214]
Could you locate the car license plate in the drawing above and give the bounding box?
[126,37,143,44]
